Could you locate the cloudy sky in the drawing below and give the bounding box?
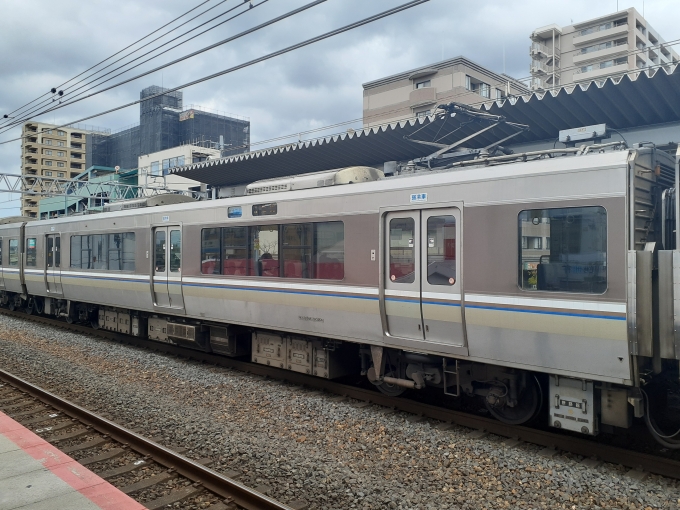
[0,0,676,215]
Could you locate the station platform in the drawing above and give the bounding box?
[0,410,145,509]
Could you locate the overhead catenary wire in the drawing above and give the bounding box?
[1,0,254,132]
[1,0,215,124]
[0,0,430,147]
[0,0,322,136]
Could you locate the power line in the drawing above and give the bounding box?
[1,0,250,131]
[0,0,430,149]
[0,0,320,136]
[2,0,214,123]
[0,0,250,131]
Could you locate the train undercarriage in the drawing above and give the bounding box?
[2,291,678,449]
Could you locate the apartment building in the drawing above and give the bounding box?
[362,56,528,127]
[530,7,679,91]
[20,122,102,218]
[137,144,221,192]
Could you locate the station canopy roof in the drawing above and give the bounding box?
[172,65,680,187]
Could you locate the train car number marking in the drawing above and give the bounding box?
[162,216,170,222]
[410,193,428,203]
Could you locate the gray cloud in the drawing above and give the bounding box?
[0,0,677,215]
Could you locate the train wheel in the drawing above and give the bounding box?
[8,299,15,311]
[33,298,44,315]
[485,377,540,425]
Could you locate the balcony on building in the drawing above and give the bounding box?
[530,60,559,75]
[70,142,82,149]
[572,17,628,46]
[71,132,83,139]
[25,124,38,133]
[573,39,628,65]
[530,41,560,60]
[574,60,628,82]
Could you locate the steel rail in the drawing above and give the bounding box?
[2,308,680,481]
[0,365,292,510]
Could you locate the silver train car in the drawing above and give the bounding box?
[1,145,679,445]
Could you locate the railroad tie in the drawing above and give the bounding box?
[78,447,126,466]
[98,459,148,480]
[61,436,108,454]
[8,406,47,418]
[44,426,90,442]
[144,485,202,510]
[119,470,177,494]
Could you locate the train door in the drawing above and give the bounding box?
[151,226,185,310]
[0,237,5,290]
[383,206,467,354]
[46,234,62,295]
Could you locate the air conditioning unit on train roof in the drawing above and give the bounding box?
[102,194,196,212]
[245,166,384,196]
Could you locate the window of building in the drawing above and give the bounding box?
[465,75,471,90]
[57,130,66,136]
[162,159,170,175]
[389,218,415,283]
[200,222,344,279]
[426,215,456,285]
[495,89,504,99]
[518,206,607,293]
[177,155,185,166]
[415,79,431,89]
[44,139,52,145]
[42,129,53,134]
[580,21,612,37]
[479,83,490,98]
[57,151,65,157]
[44,149,52,155]
[465,75,491,97]
[57,162,65,167]
[44,171,52,176]
[26,238,37,266]
[150,161,160,176]
[415,109,431,119]
[57,141,65,147]
[58,172,64,177]
[44,160,52,166]
[71,153,82,159]
[9,239,18,266]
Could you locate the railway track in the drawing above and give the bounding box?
[0,366,294,510]
[2,307,680,484]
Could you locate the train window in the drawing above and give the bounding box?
[314,222,344,280]
[71,236,82,268]
[201,229,220,275]
[389,218,415,283]
[169,230,181,273]
[0,237,3,266]
[26,238,37,267]
[252,203,277,216]
[518,206,607,293]
[91,234,108,270]
[222,227,247,275]
[282,224,312,278]
[47,237,54,268]
[155,231,166,272]
[426,215,456,285]
[108,233,135,271]
[54,236,60,268]
[9,239,19,266]
[251,225,279,277]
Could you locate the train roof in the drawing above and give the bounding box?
[9,148,640,229]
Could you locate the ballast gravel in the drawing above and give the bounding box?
[0,314,679,510]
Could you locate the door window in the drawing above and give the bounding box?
[47,237,54,268]
[54,237,60,267]
[389,218,415,283]
[169,230,181,273]
[9,240,19,266]
[426,215,456,285]
[155,231,166,272]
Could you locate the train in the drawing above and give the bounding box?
[1,141,679,447]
